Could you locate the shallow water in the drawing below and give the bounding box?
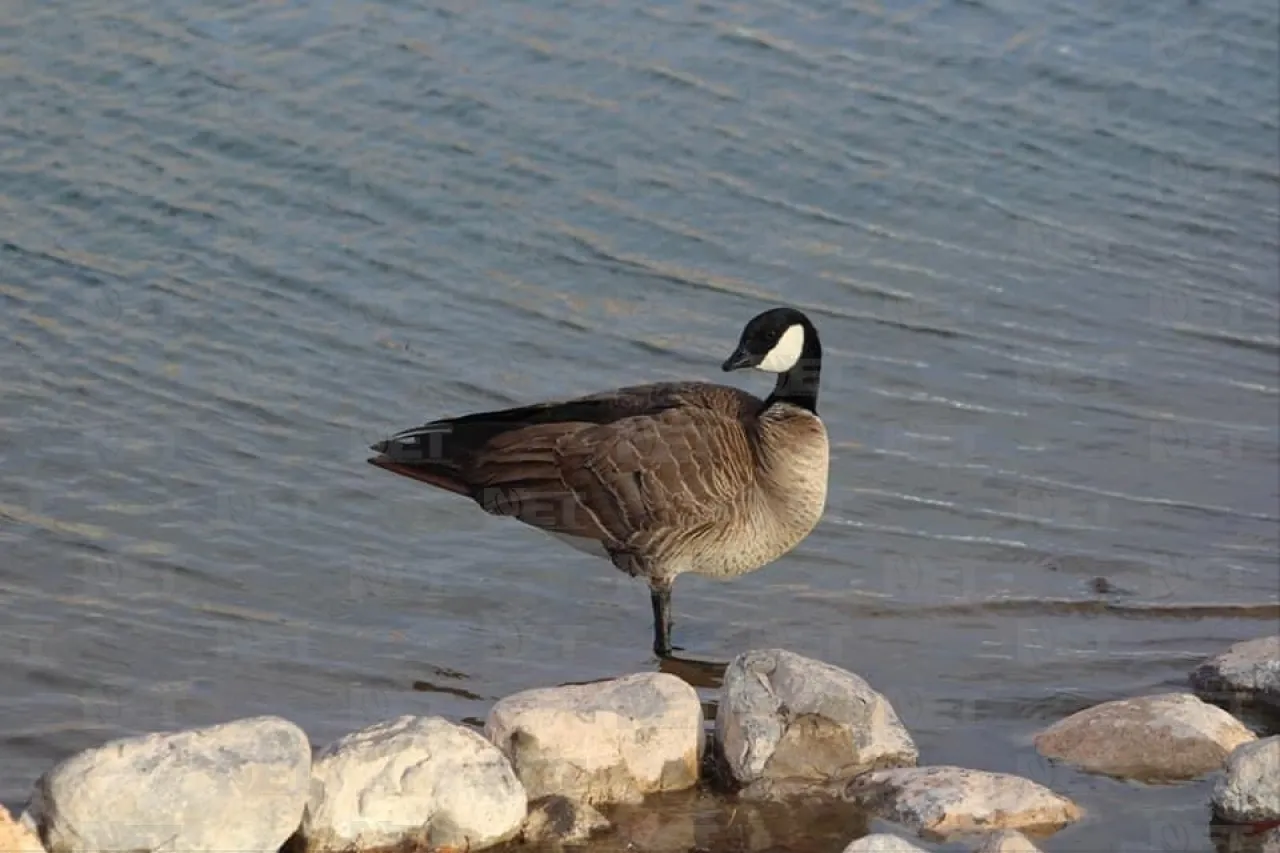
[1,0,1277,849]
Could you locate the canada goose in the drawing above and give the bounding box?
[367,306,828,658]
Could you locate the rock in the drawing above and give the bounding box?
[1211,736,1280,825]
[976,829,1043,852]
[0,806,43,853]
[301,715,526,853]
[842,833,930,852]
[844,766,1083,837]
[1262,826,1280,853]
[1190,636,1280,710]
[1032,692,1257,782]
[22,715,309,853]
[485,672,702,805]
[715,648,917,798]
[521,795,611,845]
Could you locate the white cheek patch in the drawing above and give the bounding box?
[755,324,805,372]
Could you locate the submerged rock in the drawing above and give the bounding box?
[0,806,43,853]
[842,833,930,852]
[1191,636,1280,710]
[1032,692,1256,782]
[521,795,611,846]
[23,715,310,853]
[1212,736,1280,825]
[301,715,526,853]
[715,648,917,799]
[844,765,1083,837]
[976,829,1044,852]
[485,672,702,805]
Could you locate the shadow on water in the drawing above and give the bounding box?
[1209,821,1280,853]
[503,788,873,853]
[283,790,876,853]
[658,654,729,692]
[410,679,485,702]
[538,653,729,691]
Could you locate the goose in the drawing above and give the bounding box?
[367,305,829,658]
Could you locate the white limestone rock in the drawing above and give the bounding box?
[715,648,917,799]
[1212,736,1280,825]
[845,765,1083,837]
[1191,636,1280,710]
[23,715,310,853]
[1033,692,1257,782]
[301,715,526,852]
[842,833,931,852]
[485,672,702,805]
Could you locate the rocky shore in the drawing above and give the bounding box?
[3,636,1277,853]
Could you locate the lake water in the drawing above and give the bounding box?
[1,0,1277,849]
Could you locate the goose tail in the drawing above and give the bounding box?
[367,423,471,497]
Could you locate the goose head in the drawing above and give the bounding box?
[721,306,817,374]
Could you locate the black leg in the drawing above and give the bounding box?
[649,580,680,657]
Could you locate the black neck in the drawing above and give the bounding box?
[764,321,822,413]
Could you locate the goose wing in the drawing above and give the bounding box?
[462,384,762,550]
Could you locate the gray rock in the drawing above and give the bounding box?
[1033,692,1256,782]
[975,830,1044,852]
[1191,636,1280,710]
[845,766,1083,837]
[521,796,611,846]
[22,715,310,853]
[485,672,702,805]
[843,833,931,852]
[301,715,526,853]
[1261,826,1280,853]
[1212,736,1280,824]
[715,648,917,799]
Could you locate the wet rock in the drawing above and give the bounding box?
[301,715,526,853]
[845,766,1083,837]
[0,806,43,853]
[842,833,930,852]
[1212,736,1280,825]
[976,829,1044,852]
[1191,636,1280,710]
[22,715,310,853]
[485,672,702,805]
[715,648,917,799]
[520,795,611,845]
[1033,692,1257,782]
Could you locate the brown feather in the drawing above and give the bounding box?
[369,382,767,553]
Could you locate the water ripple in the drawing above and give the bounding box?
[1,2,1277,844]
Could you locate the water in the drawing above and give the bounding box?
[1,0,1277,849]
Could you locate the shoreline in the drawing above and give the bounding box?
[5,636,1278,853]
